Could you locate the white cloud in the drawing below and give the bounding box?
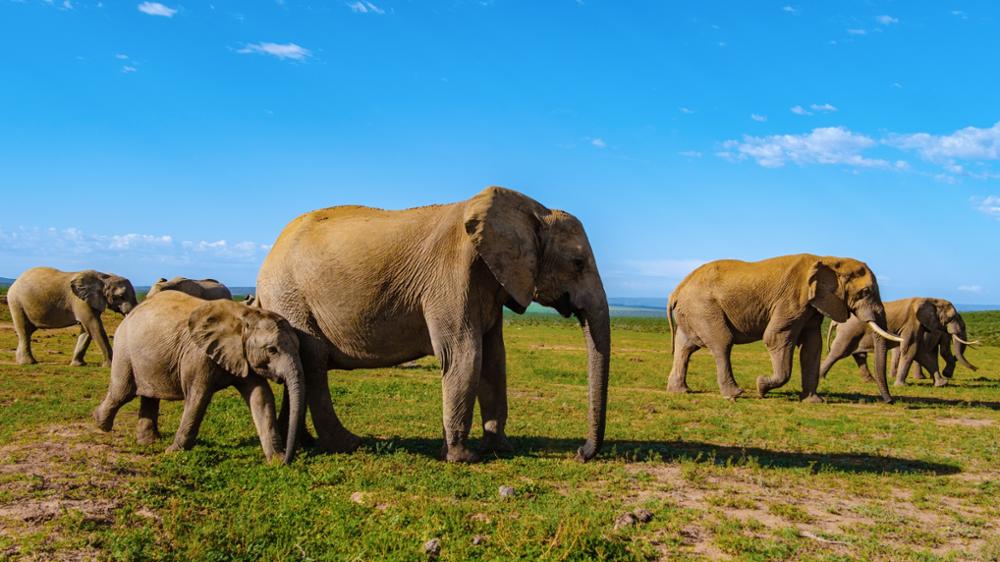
[886,121,1000,163]
[237,42,311,61]
[781,5,798,14]
[115,53,129,60]
[846,28,867,35]
[875,15,898,25]
[679,107,694,114]
[122,65,138,73]
[957,285,983,294]
[137,2,177,17]
[790,105,811,116]
[809,103,837,112]
[974,195,1000,219]
[590,137,607,148]
[678,150,702,158]
[951,10,968,19]
[751,113,767,122]
[720,126,888,169]
[347,1,384,14]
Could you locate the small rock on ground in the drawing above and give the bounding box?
[498,485,515,498]
[471,535,487,546]
[423,538,441,557]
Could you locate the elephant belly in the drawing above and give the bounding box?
[321,313,436,370]
[130,357,185,400]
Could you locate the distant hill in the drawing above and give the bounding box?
[0,277,15,288]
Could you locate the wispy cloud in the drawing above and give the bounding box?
[115,53,129,60]
[751,113,767,122]
[137,2,176,17]
[237,42,311,61]
[846,28,867,35]
[347,1,384,14]
[790,105,811,116]
[951,10,968,19]
[809,103,837,113]
[719,127,887,169]
[679,107,695,115]
[885,121,1000,164]
[973,195,1000,219]
[678,150,702,158]
[122,65,137,73]
[781,6,798,14]
[590,137,607,148]
[957,284,983,294]
[875,15,898,25]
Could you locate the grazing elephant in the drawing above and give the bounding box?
[93,291,305,464]
[256,186,610,463]
[822,298,978,387]
[8,267,138,367]
[667,254,902,403]
[146,276,233,301]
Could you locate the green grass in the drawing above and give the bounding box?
[1,308,999,560]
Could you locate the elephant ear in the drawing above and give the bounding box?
[806,261,850,322]
[70,272,108,312]
[463,186,544,310]
[187,301,250,378]
[916,300,941,332]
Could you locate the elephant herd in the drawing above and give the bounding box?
[5,187,980,465]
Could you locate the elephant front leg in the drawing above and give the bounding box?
[438,338,483,463]
[238,378,284,462]
[70,327,92,367]
[798,321,824,403]
[80,315,113,367]
[166,385,213,452]
[298,337,360,454]
[852,353,874,381]
[478,322,513,456]
[758,329,795,398]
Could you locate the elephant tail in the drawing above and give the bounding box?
[826,320,836,352]
[667,293,677,356]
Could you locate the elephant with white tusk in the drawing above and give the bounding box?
[146,276,233,301]
[667,254,900,403]
[822,297,977,387]
[8,267,138,367]
[256,186,611,463]
[93,291,305,464]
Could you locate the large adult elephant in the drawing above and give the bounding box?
[256,187,610,463]
[821,297,978,386]
[8,267,138,366]
[667,254,902,403]
[146,276,233,301]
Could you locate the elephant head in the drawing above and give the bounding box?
[920,299,978,372]
[71,271,138,315]
[188,300,305,464]
[464,186,610,462]
[805,257,901,403]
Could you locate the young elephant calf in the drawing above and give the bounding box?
[93,292,305,464]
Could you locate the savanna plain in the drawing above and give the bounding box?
[1,290,999,561]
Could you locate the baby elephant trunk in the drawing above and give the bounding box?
[282,361,306,465]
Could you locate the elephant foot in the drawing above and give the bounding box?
[893,379,908,387]
[93,408,113,432]
[720,385,744,400]
[755,377,771,398]
[135,429,161,445]
[70,359,86,367]
[933,378,949,388]
[442,442,481,463]
[165,443,183,454]
[800,393,825,404]
[666,381,691,393]
[16,353,37,366]
[318,427,362,454]
[480,432,514,455]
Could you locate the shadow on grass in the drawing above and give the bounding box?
[822,392,1000,411]
[328,435,961,476]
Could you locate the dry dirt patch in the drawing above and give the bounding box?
[0,423,149,560]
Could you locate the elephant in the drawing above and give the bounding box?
[146,276,233,301]
[256,186,610,463]
[7,267,138,367]
[667,254,903,403]
[92,291,305,464]
[821,298,978,387]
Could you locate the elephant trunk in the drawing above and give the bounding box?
[576,294,610,462]
[949,327,978,372]
[282,360,305,465]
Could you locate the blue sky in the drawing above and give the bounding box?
[2,1,999,302]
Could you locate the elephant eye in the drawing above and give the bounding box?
[266,346,279,355]
[572,257,586,272]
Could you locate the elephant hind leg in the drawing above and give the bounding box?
[667,326,700,393]
[70,326,92,367]
[708,342,743,399]
[136,396,161,445]
[10,300,37,365]
[853,353,873,381]
[94,354,137,432]
[820,332,858,379]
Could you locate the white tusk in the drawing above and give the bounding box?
[867,321,904,343]
[953,335,980,346]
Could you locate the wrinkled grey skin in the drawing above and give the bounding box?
[256,186,610,463]
[93,292,305,464]
[147,277,233,301]
[8,267,137,367]
[823,298,976,387]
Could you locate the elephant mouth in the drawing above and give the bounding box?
[553,293,578,318]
